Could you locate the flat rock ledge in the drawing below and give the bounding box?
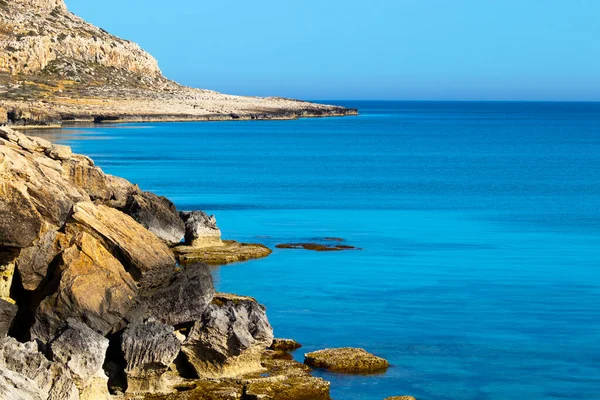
[173,240,272,265]
[304,348,389,374]
[385,397,417,400]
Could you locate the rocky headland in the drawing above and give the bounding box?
[0,126,334,399]
[0,0,357,127]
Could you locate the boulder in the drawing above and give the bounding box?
[16,230,70,291]
[124,192,185,245]
[131,263,215,326]
[31,232,137,343]
[0,337,79,400]
[67,201,177,289]
[182,293,273,378]
[180,211,222,248]
[0,181,44,248]
[48,319,110,400]
[0,299,17,338]
[0,368,45,400]
[304,348,389,373]
[0,248,19,298]
[269,339,302,352]
[121,321,180,393]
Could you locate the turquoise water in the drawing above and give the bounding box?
[37,101,600,400]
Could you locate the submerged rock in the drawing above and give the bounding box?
[275,243,359,251]
[304,348,389,373]
[32,232,138,343]
[174,240,272,266]
[48,319,110,400]
[180,211,222,248]
[385,397,417,400]
[182,293,273,378]
[124,192,185,246]
[121,321,181,394]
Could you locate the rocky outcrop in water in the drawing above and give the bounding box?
[0,127,339,400]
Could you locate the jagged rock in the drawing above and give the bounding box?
[31,232,137,343]
[180,211,223,248]
[124,192,185,245]
[0,368,45,400]
[131,263,215,326]
[182,293,274,378]
[304,348,389,373]
[48,319,110,400]
[269,339,302,352]
[121,321,180,393]
[67,201,177,289]
[16,230,70,291]
[0,336,79,400]
[0,299,17,338]
[0,248,19,298]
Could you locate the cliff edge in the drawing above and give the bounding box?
[0,0,356,126]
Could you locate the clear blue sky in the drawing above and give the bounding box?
[65,0,599,101]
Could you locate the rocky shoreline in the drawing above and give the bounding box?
[0,127,416,400]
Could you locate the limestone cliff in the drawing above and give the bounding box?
[0,0,356,126]
[0,0,160,76]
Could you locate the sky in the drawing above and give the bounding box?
[65,0,600,101]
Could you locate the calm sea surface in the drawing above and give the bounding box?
[36,101,600,400]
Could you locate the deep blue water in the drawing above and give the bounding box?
[36,101,600,400]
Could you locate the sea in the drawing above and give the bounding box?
[35,101,600,400]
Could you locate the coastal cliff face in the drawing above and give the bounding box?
[0,127,331,400]
[0,0,160,76]
[0,0,356,126]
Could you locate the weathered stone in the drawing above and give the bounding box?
[304,348,389,373]
[0,182,44,248]
[174,240,272,266]
[132,263,215,326]
[0,337,79,400]
[0,299,17,338]
[121,321,180,394]
[0,368,45,400]
[0,249,19,298]
[31,232,137,343]
[0,107,7,125]
[67,201,177,289]
[180,211,222,248]
[16,230,69,291]
[48,319,110,400]
[47,144,72,161]
[269,339,302,352]
[182,293,273,378]
[124,192,185,245]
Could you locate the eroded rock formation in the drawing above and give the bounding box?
[0,127,337,400]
